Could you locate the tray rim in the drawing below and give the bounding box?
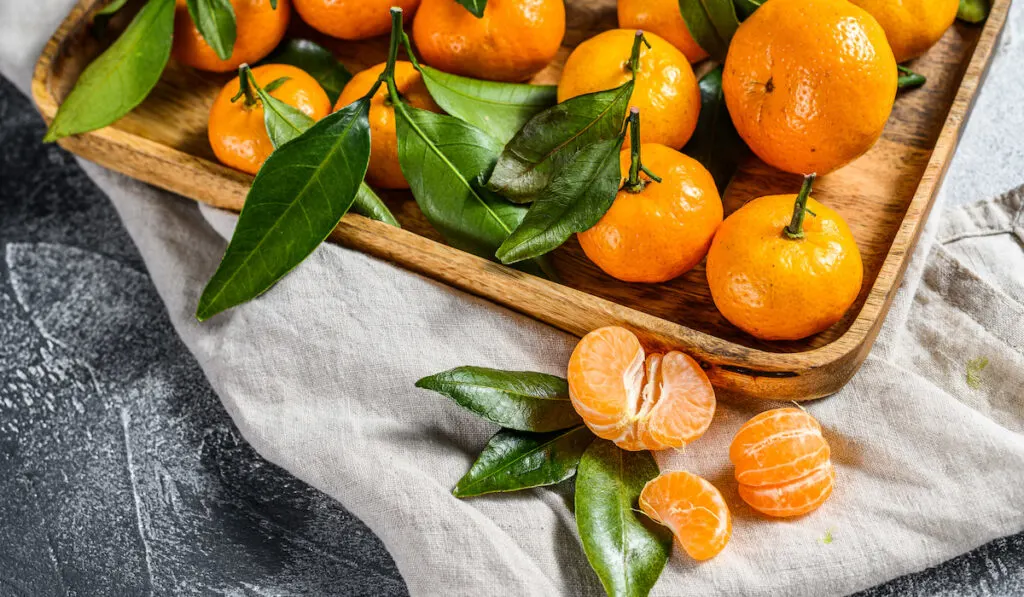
[30,0,1013,400]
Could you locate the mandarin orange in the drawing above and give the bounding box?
[730,407,835,518]
[412,0,565,82]
[640,471,732,560]
[294,0,420,40]
[173,0,289,72]
[705,176,863,341]
[850,0,960,63]
[617,0,707,63]
[334,61,442,190]
[567,326,715,452]
[559,29,700,149]
[208,64,331,175]
[722,0,897,175]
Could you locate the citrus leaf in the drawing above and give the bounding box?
[733,0,763,19]
[454,0,487,17]
[897,65,927,90]
[186,0,236,61]
[95,0,129,16]
[196,99,371,320]
[576,440,672,597]
[487,81,634,203]
[958,0,989,23]
[496,136,623,264]
[267,39,352,104]
[394,103,552,277]
[453,426,594,497]
[682,65,749,194]
[677,0,740,61]
[418,65,557,144]
[45,0,175,142]
[352,184,400,227]
[416,367,580,432]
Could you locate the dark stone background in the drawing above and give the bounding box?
[1,75,1022,596]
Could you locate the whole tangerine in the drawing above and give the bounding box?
[617,0,707,63]
[722,0,897,175]
[335,61,441,190]
[730,407,835,518]
[559,29,701,149]
[705,175,863,341]
[579,116,722,283]
[294,0,420,41]
[850,0,960,63]
[208,64,332,175]
[567,326,716,452]
[640,471,732,560]
[173,0,289,73]
[412,0,565,82]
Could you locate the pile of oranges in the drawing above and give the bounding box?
[181,0,961,567]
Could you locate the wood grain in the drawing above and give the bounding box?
[31,0,1011,400]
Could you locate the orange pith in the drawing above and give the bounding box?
[334,61,442,190]
[730,408,835,518]
[567,327,715,451]
[294,0,420,40]
[208,64,332,175]
[412,0,566,82]
[558,29,701,149]
[640,471,732,561]
[173,0,289,73]
[722,0,897,175]
[617,0,708,63]
[578,144,723,283]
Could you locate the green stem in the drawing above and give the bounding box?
[230,63,258,108]
[625,107,661,193]
[784,174,816,240]
[626,30,651,77]
[897,65,926,90]
[377,7,405,105]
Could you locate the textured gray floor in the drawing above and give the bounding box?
[0,75,1021,596]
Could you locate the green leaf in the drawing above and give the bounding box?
[576,440,672,597]
[733,0,763,19]
[95,0,129,16]
[186,0,236,61]
[677,0,740,62]
[487,81,634,203]
[496,136,623,264]
[682,65,749,194]
[416,366,581,432]
[352,184,401,227]
[92,0,131,39]
[45,0,175,142]
[958,0,990,23]
[267,39,353,104]
[418,65,557,144]
[897,65,927,90]
[454,0,487,17]
[453,426,594,498]
[196,99,371,320]
[394,103,552,277]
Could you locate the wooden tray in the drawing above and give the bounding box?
[32,0,1011,400]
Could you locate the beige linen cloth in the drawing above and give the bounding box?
[2,0,1022,594]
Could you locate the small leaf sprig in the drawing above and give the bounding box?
[417,366,671,597]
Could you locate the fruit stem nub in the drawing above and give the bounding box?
[230,64,259,109]
[367,8,405,103]
[626,107,661,193]
[784,174,817,240]
[627,30,651,76]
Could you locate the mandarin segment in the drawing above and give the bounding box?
[567,327,715,451]
[640,471,732,561]
[730,408,836,518]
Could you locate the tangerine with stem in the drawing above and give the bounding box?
[173,0,289,72]
[705,175,863,341]
[618,0,708,63]
[579,107,722,283]
[567,326,715,452]
[730,407,835,518]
